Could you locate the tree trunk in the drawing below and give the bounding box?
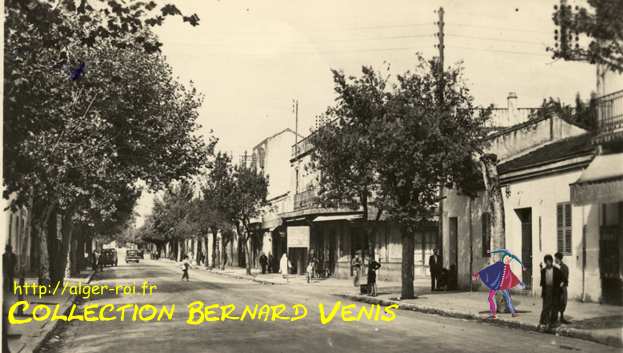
[35,203,55,286]
[480,154,506,252]
[211,227,219,269]
[400,225,415,299]
[220,233,227,270]
[61,208,78,281]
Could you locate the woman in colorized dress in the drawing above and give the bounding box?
[473,248,525,319]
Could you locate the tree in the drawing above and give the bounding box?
[309,66,390,259]
[229,165,269,275]
[529,94,598,130]
[550,0,623,72]
[374,58,490,298]
[4,0,209,285]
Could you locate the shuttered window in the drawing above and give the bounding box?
[482,213,491,257]
[556,203,572,255]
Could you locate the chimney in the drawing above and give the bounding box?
[507,92,518,125]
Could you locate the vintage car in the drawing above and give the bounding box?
[125,249,140,263]
[101,248,118,267]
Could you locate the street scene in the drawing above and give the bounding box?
[3,0,623,353]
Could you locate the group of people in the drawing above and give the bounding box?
[539,252,570,330]
[428,248,458,291]
[351,253,382,296]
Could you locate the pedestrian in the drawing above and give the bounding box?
[351,253,362,287]
[554,252,570,324]
[279,253,291,283]
[306,259,314,284]
[367,256,382,296]
[267,253,274,273]
[181,256,191,281]
[259,253,268,274]
[429,248,442,291]
[539,254,563,331]
[473,248,525,319]
[3,244,17,295]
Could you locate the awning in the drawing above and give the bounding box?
[313,214,362,222]
[570,153,623,205]
[261,217,282,231]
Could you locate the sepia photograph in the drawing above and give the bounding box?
[2,1,623,352]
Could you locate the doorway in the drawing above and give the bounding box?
[448,217,458,269]
[515,208,533,289]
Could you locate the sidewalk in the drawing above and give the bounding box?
[183,261,622,348]
[338,288,623,348]
[5,270,95,353]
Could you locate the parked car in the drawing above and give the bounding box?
[126,250,140,263]
[137,249,144,259]
[101,249,118,267]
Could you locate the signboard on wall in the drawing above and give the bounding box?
[287,226,309,248]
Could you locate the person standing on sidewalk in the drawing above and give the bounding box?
[429,249,442,291]
[181,256,191,281]
[539,254,562,331]
[259,253,268,274]
[351,253,362,287]
[279,253,291,283]
[367,256,382,296]
[554,252,570,324]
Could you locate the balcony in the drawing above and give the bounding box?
[594,89,623,145]
[293,188,320,210]
[291,137,314,158]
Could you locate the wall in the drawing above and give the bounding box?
[489,116,586,161]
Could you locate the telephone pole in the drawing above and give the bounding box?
[293,98,299,153]
[436,7,445,102]
[435,7,445,257]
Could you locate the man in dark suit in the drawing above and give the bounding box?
[555,252,570,324]
[539,254,563,330]
[429,248,442,291]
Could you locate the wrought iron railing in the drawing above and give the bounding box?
[597,89,623,134]
[293,188,320,210]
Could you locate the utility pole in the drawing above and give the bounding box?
[293,99,299,154]
[436,6,445,102]
[435,7,445,257]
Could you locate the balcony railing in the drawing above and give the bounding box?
[291,137,315,158]
[595,89,623,145]
[293,188,320,210]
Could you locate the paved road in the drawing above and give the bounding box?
[41,260,618,353]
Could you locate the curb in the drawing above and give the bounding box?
[206,269,282,286]
[336,293,623,348]
[29,271,97,353]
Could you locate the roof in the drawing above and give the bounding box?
[253,128,301,150]
[574,153,623,185]
[498,133,594,175]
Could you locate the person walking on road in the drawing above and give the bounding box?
[554,252,570,324]
[259,253,268,274]
[429,248,442,291]
[181,256,191,281]
[539,254,563,331]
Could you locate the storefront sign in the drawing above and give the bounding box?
[287,226,309,248]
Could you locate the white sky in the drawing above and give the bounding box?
[135,0,595,224]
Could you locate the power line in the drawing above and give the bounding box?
[446,33,546,46]
[450,22,550,34]
[325,34,434,43]
[452,45,545,57]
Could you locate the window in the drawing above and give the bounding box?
[557,203,572,255]
[482,213,491,257]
